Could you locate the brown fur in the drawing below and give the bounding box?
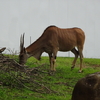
[72,72,100,100]
[19,26,85,72]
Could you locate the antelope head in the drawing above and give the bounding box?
[19,33,28,65]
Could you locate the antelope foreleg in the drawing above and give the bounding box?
[50,57,56,71]
[50,57,54,71]
[49,50,57,72]
[49,54,54,71]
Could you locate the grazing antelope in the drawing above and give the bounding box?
[19,26,85,72]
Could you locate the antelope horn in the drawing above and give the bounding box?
[20,33,25,52]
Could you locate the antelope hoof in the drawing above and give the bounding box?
[78,70,83,73]
[49,70,55,75]
[71,65,75,70]
[50,68,56,72]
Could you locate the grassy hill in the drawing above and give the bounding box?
[0,55,100,100]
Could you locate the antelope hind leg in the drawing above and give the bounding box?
[71,48,79,70]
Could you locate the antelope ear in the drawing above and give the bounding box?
[23,47,27,54]
[20,33,25,53]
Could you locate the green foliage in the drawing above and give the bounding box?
[0,71,25,89]
[0,56,100,100]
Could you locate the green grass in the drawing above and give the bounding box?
[0,56,100,100]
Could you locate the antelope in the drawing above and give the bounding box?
[19,26,85,72]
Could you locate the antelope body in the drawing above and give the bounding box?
[19,26,85,72]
